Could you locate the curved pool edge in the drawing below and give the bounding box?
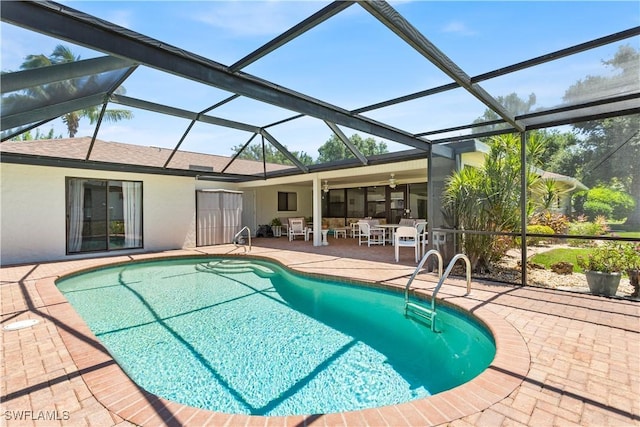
[37,252,530,426]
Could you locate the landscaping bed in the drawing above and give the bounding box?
[455,243,637,298]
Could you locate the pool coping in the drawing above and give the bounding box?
[35,252,530,426]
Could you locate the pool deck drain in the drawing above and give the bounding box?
[1,241,639,426]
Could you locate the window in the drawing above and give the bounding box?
[409,183,428,220]
[278,191,297,211]
[66,178,143,253]
[366,187,386,218]
[326,189,346,217]
[346,188,365,218]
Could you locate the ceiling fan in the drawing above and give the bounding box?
[371,173,399,189]
[388,173,397,189]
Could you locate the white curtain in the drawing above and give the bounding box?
[122,181,142,248]
[67,179,85,252]
[197,191,242,245]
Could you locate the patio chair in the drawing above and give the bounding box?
[358,221,385,247]
[350,222,360,238]
[288,218,307,241]
[395,226,419,262]
[414,221,427,256]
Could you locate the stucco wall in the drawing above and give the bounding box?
[253,184,313,227]
[0,163,197,265]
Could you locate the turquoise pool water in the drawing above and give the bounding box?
[56,257,495,416]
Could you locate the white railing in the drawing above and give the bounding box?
[233,226,251,253]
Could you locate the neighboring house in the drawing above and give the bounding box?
[534,169,589,215]
[0,137,585,265]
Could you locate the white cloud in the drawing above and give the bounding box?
[191,1,324,37]
[441,21,476,36]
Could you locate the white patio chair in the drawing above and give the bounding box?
[395,226,419,262]
[414,221,427,257]
[350,222,361,239]
[288,218,306,241]
[358,221,385,247]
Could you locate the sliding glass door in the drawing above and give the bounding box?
[66,178,143,253]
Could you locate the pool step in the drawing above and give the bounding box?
[405,301,437,329]
[196,260,276,278]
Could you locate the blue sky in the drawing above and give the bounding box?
[2,1,638,159]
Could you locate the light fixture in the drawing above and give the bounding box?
[322,180,329,194]
[389,173,397,189]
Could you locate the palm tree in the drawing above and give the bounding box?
[442,133,542,272]
[20,44,133,137]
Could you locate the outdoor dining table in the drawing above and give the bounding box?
[376,223,402,245]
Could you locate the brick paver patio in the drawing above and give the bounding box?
[1,237,639,426]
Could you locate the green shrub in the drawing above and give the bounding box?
[567,217,609,247]
[583,200,613,220]
[581,186,636,221]
[524,224,555,246]
[621,242,640,271]
[529,211,569,234]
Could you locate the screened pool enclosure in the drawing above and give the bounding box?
[1,1,639,288]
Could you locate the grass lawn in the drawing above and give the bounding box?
[530,247,592,273]
[611,231,640,239]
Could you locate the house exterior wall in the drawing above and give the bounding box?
[253,184,314,227]
[0,163,197,266]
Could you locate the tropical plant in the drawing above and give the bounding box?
[271,217,282,227]
[17,44,133,137]
[529,211,569,234]
[534,179,561,211]
[576,242,628,273]
[442,133,541,272]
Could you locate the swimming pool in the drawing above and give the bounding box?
[56,257,495,416]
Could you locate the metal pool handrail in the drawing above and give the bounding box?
[404,251,471,332]
[233,226,251,252]
[404,249,443,304]
[430,253,472,314]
